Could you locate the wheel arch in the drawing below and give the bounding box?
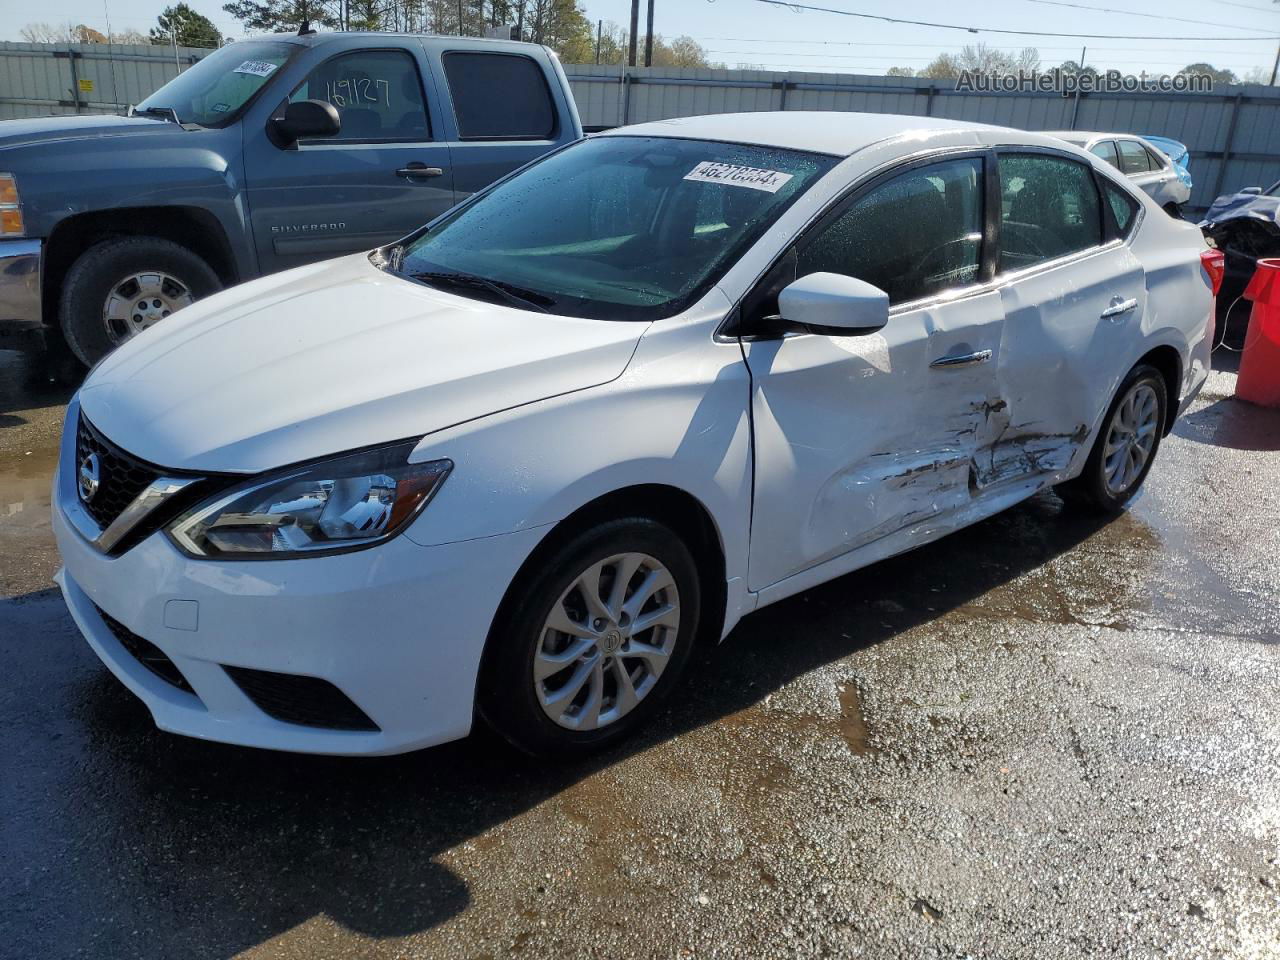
[41,206,240,326]
[1134,343,1182,435]
[491,483,729,655]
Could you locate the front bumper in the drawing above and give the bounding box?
[52,409,548,756]
[0,238,42,338]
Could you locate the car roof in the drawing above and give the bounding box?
[605,111,1070,157]
[1043,131,1149,144]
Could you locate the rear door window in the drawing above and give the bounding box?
[997,153,1103,271]
[795,156,984,305]
[289,49,430,142]
[1117,140,1152,174]
[1090,140,1120,169]
[1143,145,1168,171]
[442,52,555,140]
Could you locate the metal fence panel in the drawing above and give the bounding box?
[2,46,1278,212]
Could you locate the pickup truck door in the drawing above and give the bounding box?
[243,44,455,274]
[422,46,571,204]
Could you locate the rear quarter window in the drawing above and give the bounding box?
[1101,179,1140,238]
[442,52,556,140]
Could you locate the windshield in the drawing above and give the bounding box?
[136,40,297,127]
[392,136,837,321]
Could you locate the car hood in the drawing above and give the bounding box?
[0,114,182,151]
[1201,190,1280,229]
[77,255,648,473]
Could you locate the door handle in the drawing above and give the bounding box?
[930,349,992,369]
[1100,297,1138,320]
[396,164,445,179]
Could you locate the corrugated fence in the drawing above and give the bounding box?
[3,41,1278,212]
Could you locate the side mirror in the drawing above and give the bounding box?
[270,99,340,144]
[776,272,889,337]
[1240,186,1263,195]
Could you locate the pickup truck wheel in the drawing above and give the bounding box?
[59,237,221,365]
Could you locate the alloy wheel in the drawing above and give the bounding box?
[534,552,681,732]
[1102,381,1159,495]
[102,271,194,345]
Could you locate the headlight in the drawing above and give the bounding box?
[168,440,451,559]
[0,173,23,236]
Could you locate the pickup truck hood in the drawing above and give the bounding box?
[0,114,180,151]
[78,255,647,473]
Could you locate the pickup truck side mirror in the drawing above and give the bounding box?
[1240,186,1263,195]
[775,272,890,337]
[270,99,340,144]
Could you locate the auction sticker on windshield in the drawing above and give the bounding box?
[234,60,279,78]
[684,161,794,193]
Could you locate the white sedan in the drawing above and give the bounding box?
[1044,131,1193,216]
[53,112,1219,757]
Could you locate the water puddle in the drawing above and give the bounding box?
[837,682,879,756]
[0,444,58,534]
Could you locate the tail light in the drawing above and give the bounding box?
[1201,248,1225,297]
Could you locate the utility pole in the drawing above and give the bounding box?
[644,0,654,67]
[628,0,639,66]
[457,0,465,35]
[1270,41,1279,85]
[595,19,603,65]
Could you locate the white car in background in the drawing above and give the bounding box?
[53,113,1218,758]
[1045,130,1192,216]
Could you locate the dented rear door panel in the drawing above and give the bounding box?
[991,245,1146,486]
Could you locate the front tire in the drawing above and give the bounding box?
[478,517,701,757]
[59,236,221,366]
[1060,363,1168,512]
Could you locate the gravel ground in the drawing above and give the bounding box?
[1,345,1278,960]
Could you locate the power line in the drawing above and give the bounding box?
[703,49,1270,66]
[696,36,1277,51]
[749,0,1280,40]
[1209,0,1280,12]
[1021,0,1275,32]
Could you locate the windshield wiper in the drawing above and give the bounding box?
[132,105,182,124]
[410,271,555,314]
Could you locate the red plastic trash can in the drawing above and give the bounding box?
[1236,257,1280,408]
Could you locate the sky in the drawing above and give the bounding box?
[1,0,1277,79]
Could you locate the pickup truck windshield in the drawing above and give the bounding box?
[135,41,297,127]
[393,136,837,321]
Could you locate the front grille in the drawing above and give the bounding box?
[224,666,380,732]
[76,415,161,530]
[96,606,195,694]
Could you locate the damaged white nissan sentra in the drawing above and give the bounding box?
[54,112,1220,756]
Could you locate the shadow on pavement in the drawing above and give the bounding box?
[0,491,1123,958]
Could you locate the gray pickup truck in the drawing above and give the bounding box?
[0,31,582,363]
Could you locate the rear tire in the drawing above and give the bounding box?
[478,517,701,758]
[59,236,221,366]
[1163,202,1183,219]
[1059,363,1168,512]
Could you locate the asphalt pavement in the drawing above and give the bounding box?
[1,343,1278,959]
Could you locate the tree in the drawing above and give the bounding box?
[1056,59,1098,78]
[221,0,338,33]
[885,66,915,77]
[1179,62,1237,85]
[920,43,1040,79]
[151,3,223,47]
[1242,65,1273,85]
[20,21,108,43]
